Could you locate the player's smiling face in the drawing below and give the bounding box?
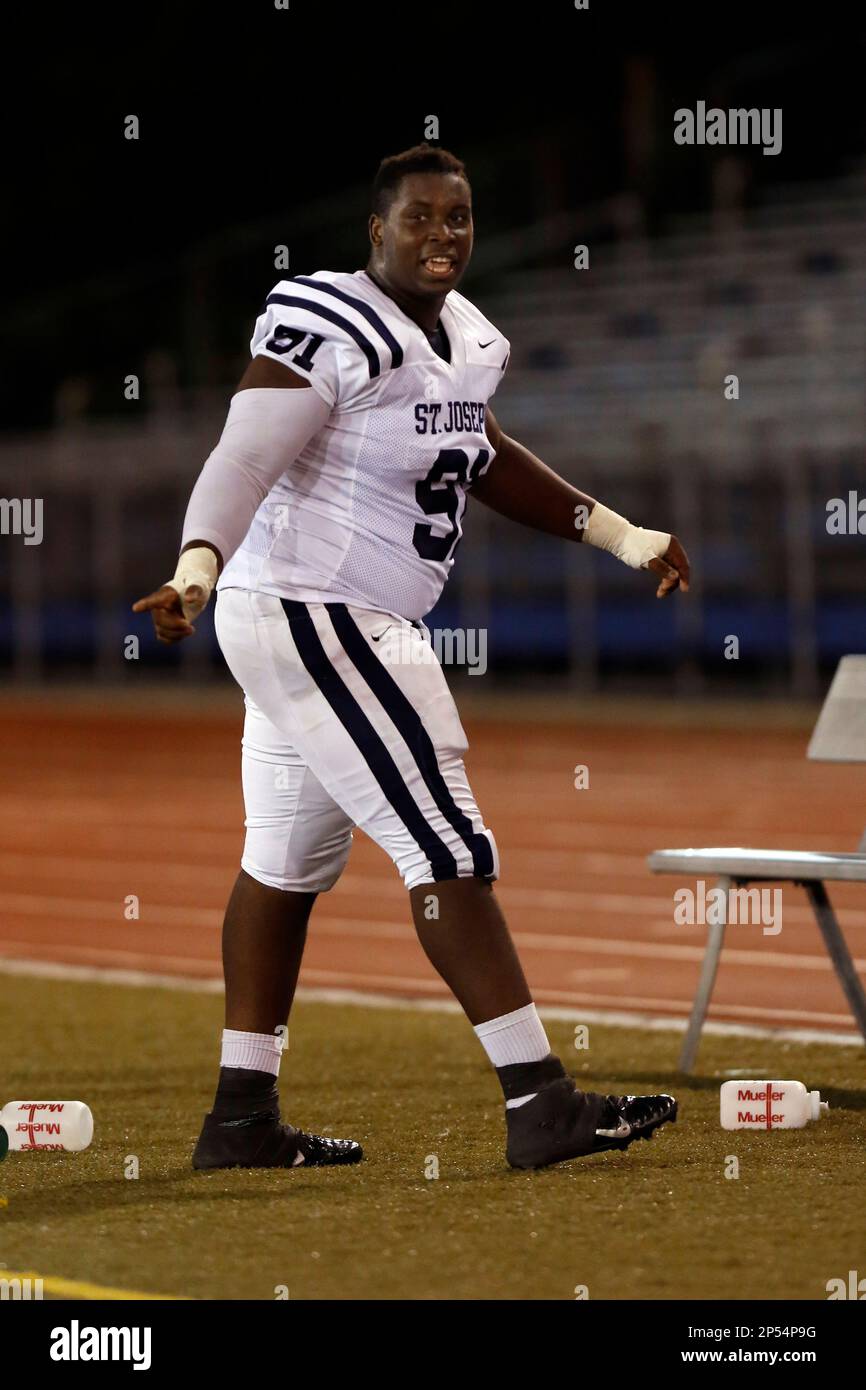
[371,172,473,300]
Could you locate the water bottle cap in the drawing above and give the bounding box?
[809,1090,828,1120]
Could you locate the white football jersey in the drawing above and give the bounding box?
[217,269,510,620]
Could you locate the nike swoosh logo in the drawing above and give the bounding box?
[478,339,497,349]
[218,1114,272,1129]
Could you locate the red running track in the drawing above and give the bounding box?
[1,695,864,1037]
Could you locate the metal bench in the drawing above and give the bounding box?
[648,655,866,1071]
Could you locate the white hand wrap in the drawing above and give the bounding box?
[583,502,670,570]
[166,546,220,621]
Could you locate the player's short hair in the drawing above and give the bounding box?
[371,145,470,218]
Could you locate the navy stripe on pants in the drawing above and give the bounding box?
[326,603,495,880]
[280,599,460,881]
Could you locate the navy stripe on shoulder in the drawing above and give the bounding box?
[292,277,404,371]
[266,292,382,380]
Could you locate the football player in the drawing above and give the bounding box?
[134,145,689,1171]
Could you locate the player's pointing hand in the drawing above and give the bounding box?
[132,543,220,643]
[131,584,198,643]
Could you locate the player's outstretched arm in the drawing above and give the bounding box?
[472,409,690,599]
[132,359,331,643]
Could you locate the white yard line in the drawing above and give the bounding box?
[0,953,861,1046]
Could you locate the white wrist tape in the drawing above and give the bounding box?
[179,385,331,569]
[583,502,670,570]
[166,546,220,621]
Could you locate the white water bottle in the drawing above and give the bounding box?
[0,1101,93,1152]
[720,1080,829,1130]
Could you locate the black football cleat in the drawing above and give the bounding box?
[192,1107,363,1171]
[590,1092,678,1154]
[504,1060,677,1169]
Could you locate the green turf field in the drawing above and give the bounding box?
[1,974,864,1300]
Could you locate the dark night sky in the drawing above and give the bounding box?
[2,4,863,428]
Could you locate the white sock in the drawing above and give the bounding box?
[220,1028,283,1078]
[474,1003,550,1108]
